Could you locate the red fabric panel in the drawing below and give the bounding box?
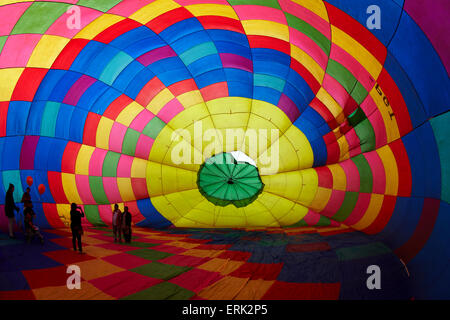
[51,39,89,70]
[200,82,228,101]
[247,35,290,55]
[93,19,142,43]
[82,112,101,146]
[395,198,440,264]
[61,141,81,173]
[42,203,66,228]
[389,139,412,196]
[135,77,164,107]
[146,7,194,34]
[197,16,245,33]
[230,262,283,280]
[325,2,387,64]
[316,166,333,188]
[103,94,133,120]
[11,68,48,102]
[363,194,396,235]
[285,242,331,252]
[262,281,340,300]
[0,102,9,137]
[168,78,198,96]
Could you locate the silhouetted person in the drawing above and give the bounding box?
[5,184,19,238]
[122,206,132,243]
[112,204,123,243]
[70,203,85,253]
[24,206,44,244]
[21,187,33,209]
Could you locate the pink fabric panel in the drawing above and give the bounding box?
[135,135,154,160]
[0,34,42,68]
[322,74,349,109]
[157,99,184,123]
[343,193,371,226]
[130,109,155,132]
[339,159,360,192]
[117,155,133,178]
[102,177,123,204]
[89,148,108,176]
[320,189,345,218]
[279,0,330,39]
[107,0,156,16]
[234,5,287,24]
[302,210,321,226]
[364,151,386,194]
[108,122,127,154]
[75,175,95,204]
[0,3,31,36]
[289,27,328,69]
[98,204,113,225]
[46,6,102,38]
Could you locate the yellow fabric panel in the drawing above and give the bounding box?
[147,88,175,114]
[74,14,124,39]
[376,145,399,195]
[161,165,198,195]
[148,125,201,171]
[290,43,325,83]
[283,125,314,169]
[129,0,180,24]
[207,97,251,115]
[56,203,71,227]
[176,215,215,228]
[130,158,147,178]
[198,276,250,300]
[178,208,216,226]
[75,145,95,175]
[198,258,245,275]
[117,178,135,202]
[298,168,319,206]
[235,279,276,300]
[337,135,350,162]
[257,192,295,224]
[163,190,205,217]
[331,26,383,79]
[32,282,114,300]
[27,35,69,68]
[258,134,292,175]
[369,87,400,144]
[291,0,330,22]
[61,173,82,204]
[251,100,292,131]
[329,163,347,190]
[262,171,303,201]
[0,68,23,101]
[316,87,343,121]
[96,117,114,150]
[176,90,204,108]
[185,4,238,19]
[309,186,332,212]
[242,20,289,42]
[168,102,210,129]
[350,193,384,229]
[146,162,163,196]
[0,0,31,5]
[277,203,309,226]
[115,101,144,126]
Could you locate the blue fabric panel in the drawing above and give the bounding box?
[25,101,47,135]
[171,30,213,54]
[47,139,67,173]
[48,72,81,103]
[123,68,155,100]
[194,69,227,89]
[159,18,204,44]
[253,86,281,106]
[6,102,32,136]
[188,55,223,77]
[111,60,145,92]
[70,41,106,73]
[55,104,74,140]
[89,87,121,115]
[1,136,24,170]
[69,108,88,144]
[76,81,109,112]
[33,69,66,101]
[137,198,172,229]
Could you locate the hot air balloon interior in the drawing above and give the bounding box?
[0,0,448,300]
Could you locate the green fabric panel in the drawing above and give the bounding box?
[285,13,331,55]
[179,42,218,66]
[117,241,157,248]
[430,112,450,203]
[88,176,109,204]
[354,118,376,153]
[0,36,7,54]
[348,107,367,127]
[121,282,195,300]
[2,170,22,202]
[130,262,191,280]
[254,73,286,92]
[336,242,391,261]
[326,59,357,93]
[102,152,120,177]
[142,117,166,139]
[316,215,332,227]
[332,192,359,222]
[122,128,140,156]
[351,81,369,105]
[76,0,122,12]
[12,2,71,34]
[351,154,373,193]
[40,102,60,137]
[126,248,173,261]
[227,0,281,9]
[84,205,107,226]
[284,219,309,228]
[99,52,134,85]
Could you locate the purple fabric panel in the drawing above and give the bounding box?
[62,75,96,106]
[219,53,253,72]
[136,46,177,66]
[404,0,450,74]
[20,135,40,170]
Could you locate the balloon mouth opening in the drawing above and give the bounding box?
[197,152,264,208]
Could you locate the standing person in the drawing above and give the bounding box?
[122,206,132,243]
[24,206,44,244]
[112,204,123,243]
[4,184,19,238]
[21,187,33,209]
[70,203,85,253]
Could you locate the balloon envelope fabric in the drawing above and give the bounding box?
[0,0,449,299]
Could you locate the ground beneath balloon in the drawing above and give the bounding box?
[0,226,411,300]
